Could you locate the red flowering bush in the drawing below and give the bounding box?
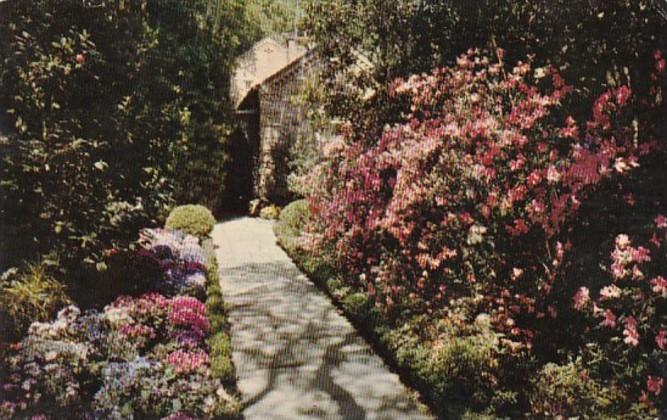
[305,49,659,341]
[295,49,666,414]
[169,296,210,339]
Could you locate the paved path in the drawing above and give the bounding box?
[212,217,431,420]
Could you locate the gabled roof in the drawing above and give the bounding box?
[231,36,309,108]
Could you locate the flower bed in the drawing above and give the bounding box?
[0,228,240,419]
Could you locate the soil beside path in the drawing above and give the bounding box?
[212,217,432,420]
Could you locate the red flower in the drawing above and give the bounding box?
[647,376,663,396]
[615,86,631,107]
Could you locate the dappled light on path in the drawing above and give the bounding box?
[213,218,431,419]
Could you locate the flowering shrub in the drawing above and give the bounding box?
[169,296,210,338]
[296,49,665,415]
[305,50,656,340]
[572,214,667,411]
[93,357,238,419]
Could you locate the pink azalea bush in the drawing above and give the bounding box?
[306,49,654,341]
[297,49,666,414]
[573,215,667,409]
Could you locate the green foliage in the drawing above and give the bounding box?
[209,333,235,382]
[244,0,301,41]
[341,293,369,318]
[277,199,309,235]
[202,238,238,386]
[529,360,621,418]
[0,263,71,340]
[306,0,666,135]
[166,205,216,238]
[0,0,245,288]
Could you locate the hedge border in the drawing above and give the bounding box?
[202,238,240,396]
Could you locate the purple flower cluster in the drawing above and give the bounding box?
[139,228,209,298]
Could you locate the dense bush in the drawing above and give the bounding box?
[165,205,216,238]
[276,200,310,237]
[0,263,71,341]
[306,0,666,137]
[529,360,619,417]
[0,0,241,285]
[305,50,656,316]
[293,49,666,416]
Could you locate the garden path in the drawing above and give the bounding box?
[212,217,432,420]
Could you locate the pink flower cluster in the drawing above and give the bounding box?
[108,293,211,350]
[575,214,667,403]
[165,350,209,374]
[169,296,209,337]
[111,293,170,318]
[119,324,156,340]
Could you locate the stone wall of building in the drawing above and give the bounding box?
[255,49,319,204]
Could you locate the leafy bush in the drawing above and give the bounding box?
[341,293,370,318]
[306,0,666,137]
[529,360,619,417]
[0,264,71,340]
[277,200,309,236]
[294,50,665,415]
[165,205,216,238]
[304,50,655,321]
[0,0,244,283]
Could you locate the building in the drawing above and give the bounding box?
[229,36,373,207]
[230,36,318,206]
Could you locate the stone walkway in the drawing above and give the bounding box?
[212,217,432,420]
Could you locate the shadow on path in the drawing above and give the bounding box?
[213,219,431,420]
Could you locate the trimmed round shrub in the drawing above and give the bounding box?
[165,205,215,238]
[278,199,309,234]
[274,199,310,255]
